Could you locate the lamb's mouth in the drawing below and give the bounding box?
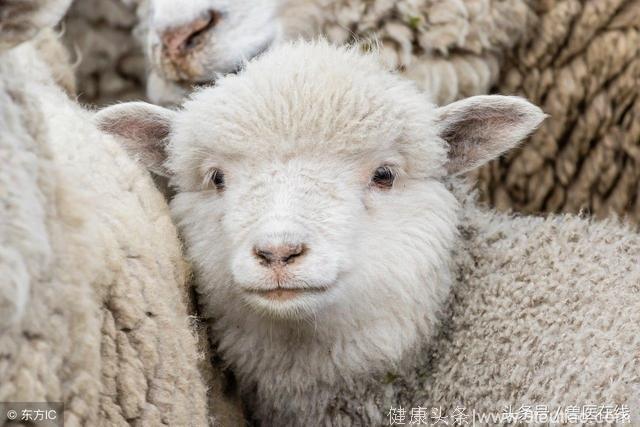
[247,286,329,301]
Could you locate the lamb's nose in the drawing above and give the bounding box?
[161,11,220,59]
[253,243,307,266]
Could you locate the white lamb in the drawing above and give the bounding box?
[96,41,640,426]
[133,0,532,105]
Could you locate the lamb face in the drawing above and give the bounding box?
[101,41,458,321]
[140,0,280,104]
[97,41,544,421]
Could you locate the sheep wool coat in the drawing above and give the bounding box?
[419,190,640,419]
[281,0,533,105]
[479,0,640,223]
[261,186,640,425]
[0,26,244,427]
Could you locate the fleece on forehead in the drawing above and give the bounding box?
[171,41,445,166]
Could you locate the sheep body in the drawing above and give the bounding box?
[0,42,208,425]
[96,41,640,426]
[420,194,640,420]
[0,11,245,424]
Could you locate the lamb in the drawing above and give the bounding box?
[96,40,640,426]
[0,2,243,424]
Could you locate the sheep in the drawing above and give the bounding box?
[133,0,532,106]
[0,3,244,424]
[96,40,640,426]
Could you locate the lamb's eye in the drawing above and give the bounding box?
[371,165,395,190]
[209,169,225,190]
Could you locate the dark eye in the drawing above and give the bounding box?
[371,165,395,190]
[210,169,225,190]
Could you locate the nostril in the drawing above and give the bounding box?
[254,248,276,266]
[161,10,220,56]
[253,244,307,266]
[282,244,305,264]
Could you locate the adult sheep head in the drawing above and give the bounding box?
[138,0,282,104]
[96,41,543,385]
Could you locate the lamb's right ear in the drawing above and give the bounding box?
[95,102,177,177]
[435,96,546,176]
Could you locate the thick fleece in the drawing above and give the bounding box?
[279,0,533,105]
[477,0,640,223]
[421,193,640,418]
[0,42,209,425]
[0,18,247,424]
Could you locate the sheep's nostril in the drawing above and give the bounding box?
[161,10,220,58]
[253,244,307,266]
[254,248,275,265]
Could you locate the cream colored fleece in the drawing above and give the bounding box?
[281,0,534,104]
[419,192,640,421]
[0,37,213,427]
[477,0,640,224]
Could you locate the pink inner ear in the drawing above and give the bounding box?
[441,112,519,175]
[98,113,171,143]
[437,94,546,176]
[97,112,172,176]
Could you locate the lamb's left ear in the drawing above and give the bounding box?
[435,95,546,176]
[94,102,177,177]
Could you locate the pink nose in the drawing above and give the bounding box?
[161,11,220,59]
[253,243,307,267]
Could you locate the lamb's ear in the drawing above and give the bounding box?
[435,95,546,176]
[94,102,177,177]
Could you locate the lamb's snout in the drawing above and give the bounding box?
[253,243,307,267]
[161,11,219,62]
